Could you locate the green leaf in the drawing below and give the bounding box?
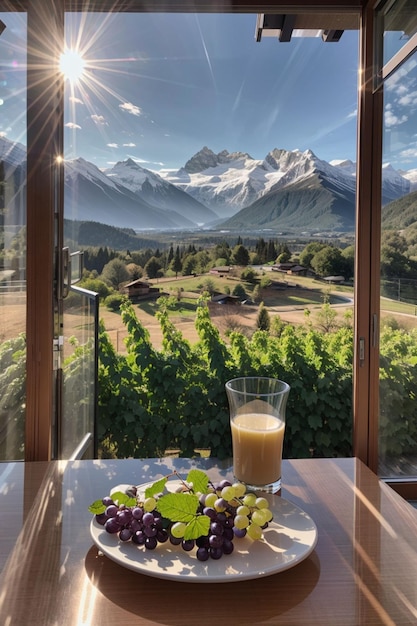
[156,492,199,522]
[184,515,211,540]
[186,469,209,494]
[111,491,137,507]
[88,499,106,514]
[145,477,168,498]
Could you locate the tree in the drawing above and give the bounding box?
[231,283,247,299]
[144,256,164,279]
[256,303,270,331]
[299,242,327,269]
[101,258,130,289]
[310,246,345,277]
[232,244,250,266]
[171,246,182,277]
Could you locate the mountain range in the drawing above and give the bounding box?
[1,136,417,234]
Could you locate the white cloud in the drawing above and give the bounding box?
[69,96,83,105]
[65,122,81,130]
[399,147,417,160]
[91,114,108,125]
[384,109,408,127]
[123,142,136,147]
[119,102,142,116]
[346,109,357,119]
[107,142,118,148]
[398,90,417,107]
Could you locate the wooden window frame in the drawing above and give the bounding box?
[4,0,414,494]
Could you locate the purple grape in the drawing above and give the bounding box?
[142,512,155,526]
[197,547,210,561]
[132,506,144,520]
[203,507,217,520]
[196,535,210,548]
[233,526,246,538]
[169,535,182,546]
[210,547,223,560]
[117,509,132,526]
[157,529,169,543]
[210,521,224,536]
[132,530,146,545]
[102,496,114,507]
[105,504,119,518]
[216,512,227,524]
[181,539,195,551]
[223,528,234,541]
[104,517,120,534]
[95,512,108,526]
[130,519,142,532]
[223,539,234,555]
[209,534,223,548]
[145,536,158,550]
[144,525,157,538]
[218,479,232,489]
[119,528,133,541]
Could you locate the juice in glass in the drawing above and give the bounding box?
[231,412,285,486]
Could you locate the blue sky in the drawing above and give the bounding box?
[1,12,416,172]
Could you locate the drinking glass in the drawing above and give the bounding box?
[226,377,290,494]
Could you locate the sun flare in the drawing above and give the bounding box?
[60,49,86,83]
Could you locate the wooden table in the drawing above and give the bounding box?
[1,457,417,625]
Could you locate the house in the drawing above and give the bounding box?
[210,293,240,305]
[210,266,231,277]
[124,279,160,299]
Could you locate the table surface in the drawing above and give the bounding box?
[1,456,417,625]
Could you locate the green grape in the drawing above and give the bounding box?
[232,482,246,498]
[255,497,269,510]
[143,497,157,512]
[234,514,250,529]
[261,508,273,523]
[251,509,268,527]
[236,505,250,517]
[242,493,257,507]
[205,492,217,508]
[221,486,236,501]
[171,522,187,538]
[247,523,263,540]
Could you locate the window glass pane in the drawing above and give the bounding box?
[380,0,417,67]
[64,12,358,460]
[379,51,417,479]
[0,12,26,460]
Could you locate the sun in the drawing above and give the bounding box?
[59,49,86,83]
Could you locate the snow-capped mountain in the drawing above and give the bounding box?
[64,157,198,230]
[164,146,412,231]
[106,158,218,225]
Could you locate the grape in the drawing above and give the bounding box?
[142,512,155,527]
[143,497,157,512]
[104,518,120,534]
[236,505,250,517]
[169,535,182,546]
[171,522,187,538]
[105,504,119,518]
[144,525,158,538]
[132,530,146,545]
[242,493,257,507]
[210,547,223,560]
[234,514,250,529]
[95,512,108,526]
[214,498,227,512]
[204,492,217,508]
[210,521,224,536]
[221,485,236,501]
[218,479,232,489]
[247,523,263,540]
[197,547,210,561]
[232,482,246,498]
[182,539,195,551]
[119,528,133,541]
[202,506,216,520]
[209,534,223,548]
[223,539,234,555]
[251,509,268,527]
[145,536,158,550]
[261,508,273,523]
[233,526,246,538]
[255,497,269,510]
[102,496,114,507]
[132,506,144,520]
[117,509,132,526]
[157,529,169,543]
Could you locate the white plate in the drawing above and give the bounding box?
[90,481,318,583]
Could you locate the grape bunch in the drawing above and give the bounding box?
[89,470,273,561]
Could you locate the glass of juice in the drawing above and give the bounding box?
[226,377,290,494]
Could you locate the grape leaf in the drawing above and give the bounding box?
[184,515,210,540]
[111,491,136,507]
[186,469,209,494]
[145,477,167,498]
[156,492,199,522]
[88,499,106,514]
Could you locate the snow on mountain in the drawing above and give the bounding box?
[398,168,417,192]
[106,158,218,225]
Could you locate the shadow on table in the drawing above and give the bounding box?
[84,546,320,625]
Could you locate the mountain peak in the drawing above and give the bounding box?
[182,146,253,174]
